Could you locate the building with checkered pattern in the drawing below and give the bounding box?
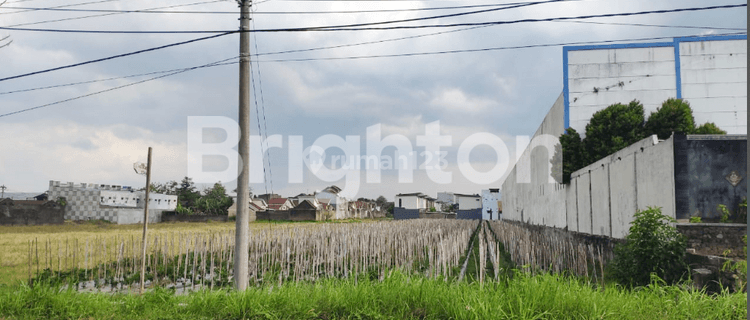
[47,180,177,224]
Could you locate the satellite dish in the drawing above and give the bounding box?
[133,162,148,175]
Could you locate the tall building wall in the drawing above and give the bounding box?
[564,35,747,135]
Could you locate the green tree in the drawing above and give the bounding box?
[583,100,645,164]
[197,182,234,215]
[176,177,201,210]
[608,206,688,287]
[644,98,696,139]
[694,122,727,134]
[553,128,585,184]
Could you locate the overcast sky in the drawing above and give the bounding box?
[0,0,746,200]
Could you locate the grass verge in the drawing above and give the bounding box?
[0,271,745,320]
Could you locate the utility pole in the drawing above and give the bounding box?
[0,185,5,198]
[139,147,152,294]
[234,0,251,291]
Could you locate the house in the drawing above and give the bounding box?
[251,199,267,210]
[254,193,281,204]
[290,200,318,221]
[227,200,264,217]
[481,189,501,220]
[394,193,427,210]
[455,193,482,210]
[267,198,293,211]
[315,185,350,219]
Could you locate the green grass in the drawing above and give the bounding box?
[0,272,745,320]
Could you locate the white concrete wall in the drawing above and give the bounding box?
[567,135,676,239]
[679,39,747,134]
[501,93,567,227]
[568,46,677,135]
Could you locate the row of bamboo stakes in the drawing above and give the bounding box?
[26,220,477,290]
[25,219,618,290]
[487,220,617,281]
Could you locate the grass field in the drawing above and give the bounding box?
[0,219,367,285]
[0,271,746,319]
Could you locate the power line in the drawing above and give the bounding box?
[3,21,744,96]
[1,0,121,15]
[0,31,234,82]
[1,1,580,14]
[2,0,226,27]
[257,32,747,62]
[1,32,745,118]
[0,58,234,118]
[0,3,744,33]
[251,11,274,198]
[0,57,238,95]
[557,20,746,31]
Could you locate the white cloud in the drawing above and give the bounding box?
[429,87,498,113]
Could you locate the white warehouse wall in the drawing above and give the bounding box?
[679,39,747,133]
[564,35,747,136]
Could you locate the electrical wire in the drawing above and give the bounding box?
[1,0,121,15]
[0,57,238,95]
[0,31,234,82]
[0,58,234,118]
[556,20,746,31]
[3,0,226,28]
[0,3,745,33]
[2,1,582,14]
[1,31,745,119]
[251,10,274,198]
[3,23,744,96]
[257,32,748,62]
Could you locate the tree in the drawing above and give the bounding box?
[552,128,586,184]
[608,206,688,287]
[694,122,727,134]
[375,196,387,208]
[197,182,233,215]
[644,98,696,139]
[176,177,201,209]
[583,100,646,164]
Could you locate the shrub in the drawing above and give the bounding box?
[694,122,727,134]
[689,216,702,223]
[718,204,731,223]
[608,206,688,287]
[643,98,696,139]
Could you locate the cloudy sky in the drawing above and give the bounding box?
[0,0,746,200]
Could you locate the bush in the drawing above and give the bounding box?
[608,206,688,287]
[689,216,702,223]
[643,98,695,139]
[694,122,727,135]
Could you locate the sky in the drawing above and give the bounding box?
[0,0,746,200]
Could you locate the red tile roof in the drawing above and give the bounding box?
[268,198,288,204]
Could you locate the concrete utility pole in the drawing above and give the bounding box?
[0,185,5,198]
[234,0,251,291]
[140,147,152,294]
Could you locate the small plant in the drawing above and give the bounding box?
[608,206,688,287]
[721,235,747,292]
[56,197,67,207]
[429,207,437,212]
[718,204,731,223]
[689,216,702,223]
